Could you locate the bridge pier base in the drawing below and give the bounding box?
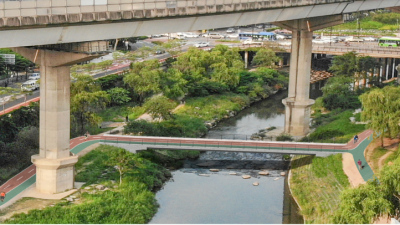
[12,47,101,194]
[275,15,343,136]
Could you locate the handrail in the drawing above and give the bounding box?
[98,135,354,153]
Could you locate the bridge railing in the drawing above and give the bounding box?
[0,0,351,25]
[101,135,349,152]
[277,44,400,56]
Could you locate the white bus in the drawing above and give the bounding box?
[21,80,39,91]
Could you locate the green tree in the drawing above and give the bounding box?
[107,148,137,184]
[159,68,187,100]
[360,86,400,146]
[0,49,35,79]
[330,51,359,78]
[357,56,380,87]
[124,60,161,103]
[333,179,392,224]
[70,74,110,136]
[107,87,131,106]
[0,56,6,77]
[251,48,281,68]
[142,95,176,120]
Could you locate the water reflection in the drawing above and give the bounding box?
[150,170,285,224]
[205,91,287,139]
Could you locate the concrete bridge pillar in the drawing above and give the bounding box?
[244,51,249,69]
[12,47,100,194]
[274,15,343,136]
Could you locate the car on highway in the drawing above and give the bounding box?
[194,42,210,47]
[226,28,236,33]
[21,80,39,91]
[206,33,224,39]
[28,73,40,80]
[227,33,239,39]
[312,39,330,44]
[362,36,377,41]
[182,32,199,38]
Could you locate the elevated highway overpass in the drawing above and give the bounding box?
[0,0,399,48]
[0,0,395,194]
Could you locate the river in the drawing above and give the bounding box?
[150,91,304,224]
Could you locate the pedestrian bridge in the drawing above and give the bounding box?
[70,130,373,157]
[0,0,399,48]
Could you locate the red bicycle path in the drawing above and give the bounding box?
[0,97,40,117]
[0,129,373,207]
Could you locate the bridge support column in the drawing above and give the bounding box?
[12,47,100,194]
[244,51,249,69]
[274,15,343,136]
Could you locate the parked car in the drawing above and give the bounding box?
[208,33,224,39]
[151,34,163,38]
[226,28,236,33]
[194,42,210,47]
[28,73,40,80]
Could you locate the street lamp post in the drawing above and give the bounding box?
[357,18,360,38]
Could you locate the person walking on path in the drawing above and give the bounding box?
[1,191,6,202]
[85,131,90,139]
[357,159,362,170]
[354,135,359,143]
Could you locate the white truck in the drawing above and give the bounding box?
[21,80,39,91]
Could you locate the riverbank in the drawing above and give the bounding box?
[1,145,200,223]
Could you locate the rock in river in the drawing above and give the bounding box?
[259,171,269,176]
[242,175,251,179]
[280,172,286,176]
[253,182,259,186]
[209,169,219,172]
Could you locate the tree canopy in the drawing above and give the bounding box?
[359,86,400,146]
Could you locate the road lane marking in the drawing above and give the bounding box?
[28,169,34,173]
[3,185,10,190]
[17,176,23,181]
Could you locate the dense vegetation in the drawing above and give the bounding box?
[5,145,200,223]
[290,154,350,224]
[0,103,39,184]
[333,146,400,223]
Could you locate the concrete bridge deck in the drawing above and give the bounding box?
[0,0,399,48]
[0,129,374,209]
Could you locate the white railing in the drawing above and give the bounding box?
[0,0,351,24]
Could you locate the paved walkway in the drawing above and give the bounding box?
[0,129,375,208]
[0,97,40,116]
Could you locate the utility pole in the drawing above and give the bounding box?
[357,18,360,38]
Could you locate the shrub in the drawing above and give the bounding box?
[97,74,124,90]
[276,133,294,142]
[322,94,361,110]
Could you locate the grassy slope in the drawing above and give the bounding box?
[290,154,350,224]
[174,93,250,121]
[306,110,366,143]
